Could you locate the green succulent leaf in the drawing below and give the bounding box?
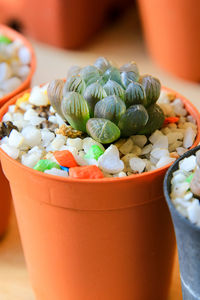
[94,95,126,124]
[138,104,164,135]
[47,79,65,119]
[66,65,81,78]
[103,79,125,100]
[94,57,111,73]
[103,67,122,86]
[139,75,161,107]
[86,118,121,144]
[83,83,107,116]
[121,71,139,88]
[61,92,90,132]
[80,66,101,86]
[64,75,86,95]
[125,82,147,107]
[120,61,139,81]
[118,104,149,136]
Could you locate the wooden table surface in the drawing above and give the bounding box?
[0,6,200,299]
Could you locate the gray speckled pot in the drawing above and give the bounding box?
[164,145,200,300]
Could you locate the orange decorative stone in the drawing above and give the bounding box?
[54,150,78,168]
[69,165,104,179]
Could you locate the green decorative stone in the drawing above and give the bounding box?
[186,173,194,184]
[85,145,104,160]
[33,160,61,172]
[0,35,12,44]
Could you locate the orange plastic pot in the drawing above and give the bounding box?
[0,25,36,237]
[137,0,200,82]
[0,0,132,49]
[0,87,200,299]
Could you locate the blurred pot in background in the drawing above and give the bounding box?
[137,0,200,82]
[0,0,132,49]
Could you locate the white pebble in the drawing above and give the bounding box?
[98,145,124,174]
[24,108,38,120]
[44,168,68,177]
[21,151,41,168]
[0,143,19,159]
[0,77,22,93]
[83,137,104,153]
[151,148,169,160]
[156,156,175,168]
[176,147,187,156]
[41,129,55,147]
[29,86,49,106]
[141,144,153,155]
[179,155,196,172]
[183,127,196,148]
[149,130,163,144]
[2,112,13,122]
[18,46,31,65]
[187,199,200,225]
[0,62,12,82]
[152,135,168,149]
[129,157,146,173]
[50,135,66,150]
[21,126,41,147]
[67,138,83,151]
[8,129,24,148]
[171,182,190,198]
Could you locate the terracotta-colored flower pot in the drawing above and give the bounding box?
[0,0,132,49]
[137,0,200,82]
[0,25,36,237]
[0,87,200,300]
[164,145,200,300]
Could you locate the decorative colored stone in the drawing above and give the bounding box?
[54,150,78,167]
[33,159,61,172]
[85,145,104,160]
[186,173,194,184]
[0,35,12,44]
[69,165,104,179]
[60,166,69,172]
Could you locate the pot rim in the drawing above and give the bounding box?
[164,144,200,232]
[0,24,36,105]
[0,85,200,184]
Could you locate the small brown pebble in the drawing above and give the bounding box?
[114,139,126,149]
[167,92,176,101]
[170,152,179,159]
[0,121,18,138]
[190,169,200,198]
[56,124,84,138]
[14,106,25,113]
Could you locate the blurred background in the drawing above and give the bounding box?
[0,1,200,299]
[0,0,200,84]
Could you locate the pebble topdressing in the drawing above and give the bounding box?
[0,33,31,99]
[170,149,200,227]
[0,84,197,179]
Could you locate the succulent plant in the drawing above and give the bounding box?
[47,57,164,144]
[94,95,126,124]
